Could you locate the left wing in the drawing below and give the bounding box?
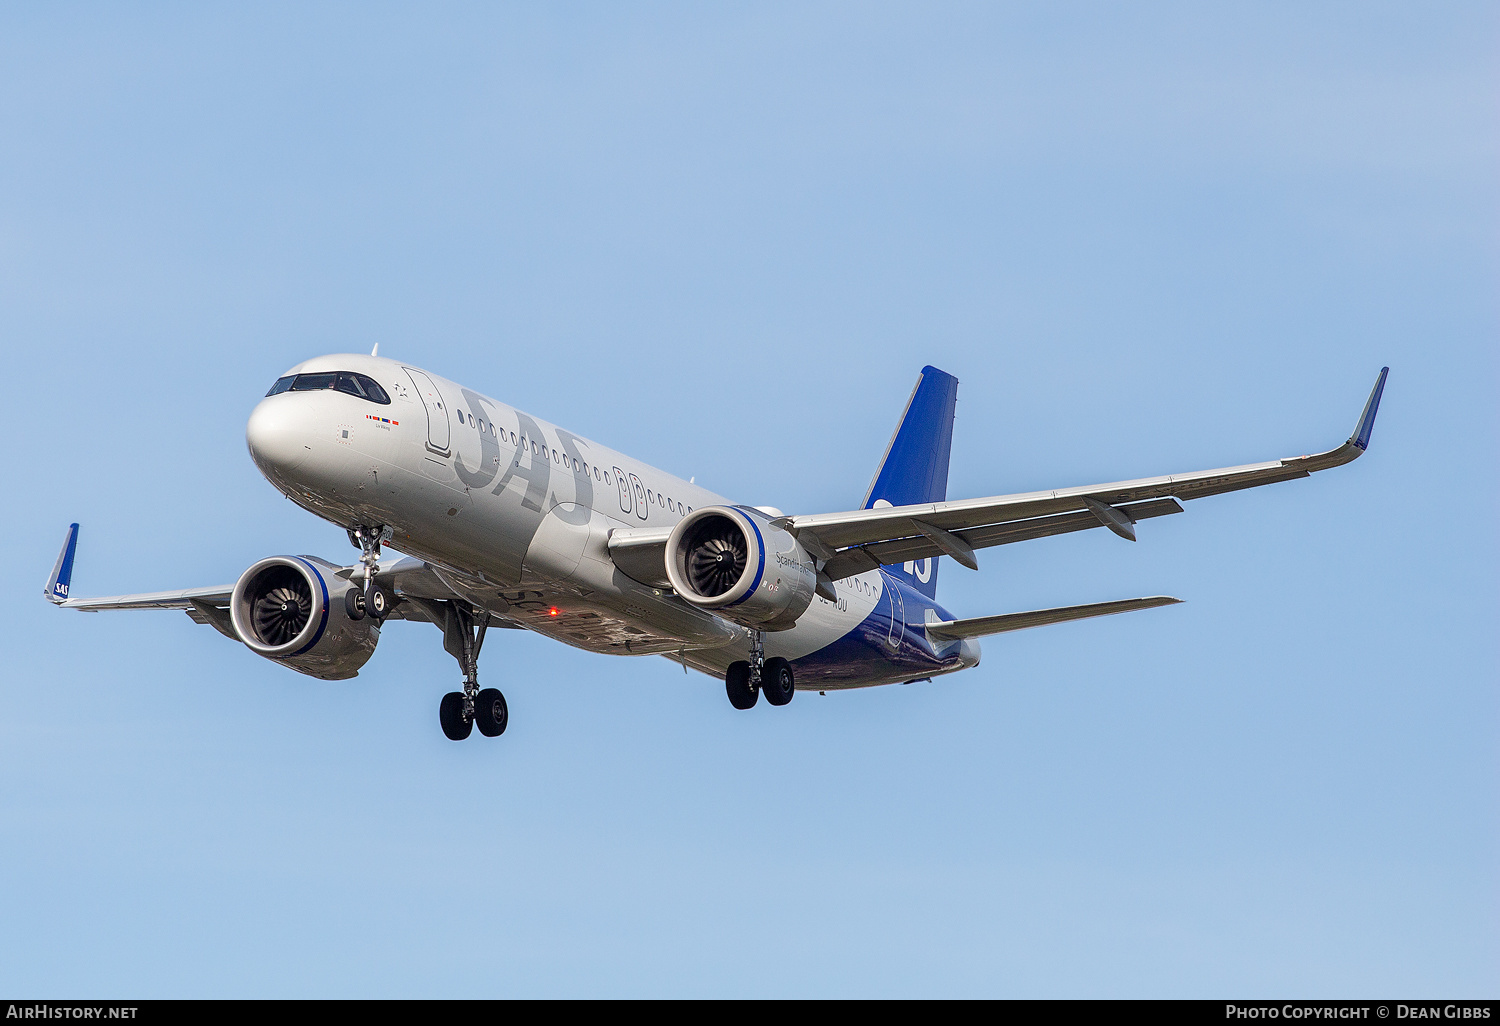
[794,367,1387,580]
[607,368,1387,587]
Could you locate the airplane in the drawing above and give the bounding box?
[44,354,1388,740]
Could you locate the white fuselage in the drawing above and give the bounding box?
[245,354,976,687]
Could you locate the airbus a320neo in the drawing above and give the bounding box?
[46,354,1387,740]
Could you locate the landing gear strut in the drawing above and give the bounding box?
[438,600,506,741]
[749,630,764,689]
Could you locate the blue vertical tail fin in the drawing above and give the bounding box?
[863,366,959,599]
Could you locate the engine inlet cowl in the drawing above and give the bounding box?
[664,506,817,631]
[230,555,379,680]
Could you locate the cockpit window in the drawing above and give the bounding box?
[266,371,391,404]
[290,372,338,392]
[358,375,391,403]
[335,372,391,403]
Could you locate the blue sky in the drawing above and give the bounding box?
[1,3,1495,997]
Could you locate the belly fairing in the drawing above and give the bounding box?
[788,582,967,688]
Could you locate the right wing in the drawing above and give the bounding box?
[43,524,480,636]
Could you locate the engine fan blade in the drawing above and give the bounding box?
[686,529,747,597]
[253,583,311,645]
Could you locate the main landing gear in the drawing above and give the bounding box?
[725,630,795,710]
[437,600,508,742]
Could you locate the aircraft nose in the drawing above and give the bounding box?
[246,397,310,475]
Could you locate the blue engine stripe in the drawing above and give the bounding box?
[288,557,331,656]
[725,511,766,609]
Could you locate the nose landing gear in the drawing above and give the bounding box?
[438,600,507,742]
[348,524,393,621]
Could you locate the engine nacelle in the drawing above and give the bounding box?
[230,555,379,680]
[665,506,816,631]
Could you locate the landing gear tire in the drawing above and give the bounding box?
[439,691,472,741]
[475,688,508,737]
[725,661,757,710]
[367,584,387,618]
[345,589,367,621]
[762,657,795,706]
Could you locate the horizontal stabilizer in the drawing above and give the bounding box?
[926,595,1182,641]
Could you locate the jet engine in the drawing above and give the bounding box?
[229,555,379,680]
[664,506,816,631]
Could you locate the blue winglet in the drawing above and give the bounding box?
[46,523,79,604]
[1351,367,1389,451]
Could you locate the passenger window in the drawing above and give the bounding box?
[594,467,601,481]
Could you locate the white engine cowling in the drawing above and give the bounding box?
[230,555,379,680]
[665,506,816,631]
